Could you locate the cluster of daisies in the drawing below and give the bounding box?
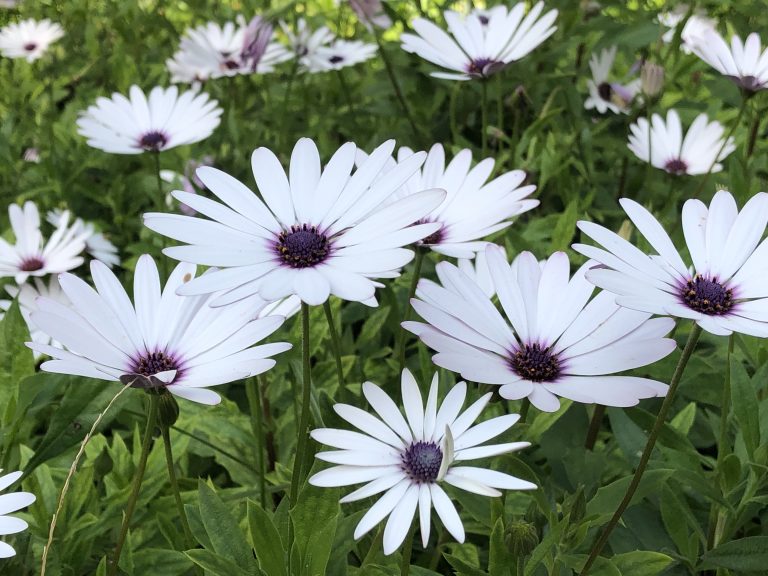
[585,4,768,177]
[3,0,768,564]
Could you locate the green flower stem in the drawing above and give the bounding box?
[289,303,312,505]
[400,520,417,576]
[397,248,425,372]
[481,79,489,157]
[323,301,348,402]
[693,99,747,198]
[706,334,735,553]
[161,426,195,550]
[246,376,268,510]
[581,323,702,575]
[585,404,606,450]
[518,398,531,424]
[109,394,159,576]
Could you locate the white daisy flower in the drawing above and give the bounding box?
[0,202,89,284]
[457,247,499,298]
[400,2,557,81]
[659,8,716,54]
[584,46,641,114]
[144,138,445,307]
[365,144,537,258]
[690,29,768,92]
[574,191,768,338]
[0,470,36,559]
[76,85,222,154]
[309,369,536,555]
[279,18,335,67]
[0,18,63,62]
[305,39,377,72]
[27,255,291,405]
[0,1,19,9]
[167,21,246,83]
[627,110,735,175]
[404,246,674,412]
[160,156,213,216]
[47,210,119,268]
[1,276,70,357]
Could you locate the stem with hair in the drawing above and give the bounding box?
[518,398,531,424]
[109,393,160,576]
[397,249,425,372]
[400,521,417,576]
[289,303,312,504]
[246,376,268,509]
[161,426,195,550]
[580,323,702,575]
[585,404,606,451]
[324,301,348,402]
[481,79,489,156]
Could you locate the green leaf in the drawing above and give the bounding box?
[701,536,768,571]
[488,518,511,576]
[133,549,193,576]
[443,553,489,576]
[197,481,254,568]
[612,551,674,574]
[586,469,674,519]
[247,499,287,576]
[185,549,254,576]
[0,299,34,419]
[548,198,579,252]
[730,358,760,458]
[289,480,340,576]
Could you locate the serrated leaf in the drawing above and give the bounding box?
[247,499,287,576]
[289,480,340,576]
[613,551,674,574]
[730,358,760,458]
[197,481,254,569]
[701,536,768,571]
[185,549,254,576]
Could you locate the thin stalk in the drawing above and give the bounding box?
[706,334,735,553]
[585,405,606,451]
[361,526,383,566]
[581,323,702,575]
[335,69,356,129]
[161,426,195,550]
[109,394,160,576]
[153,152,163,203]
[373,28,422,145]
[481,80,489,156]
[397,249,425,372]
[323,301,347,402]
[289,303,312,505]
[746,110,760,158]
[400,520,417,576]
[449,84,460,143]
[693,100,747,198]
[41,385,130,576]
[246,376,268,509]
[518,398,531,424]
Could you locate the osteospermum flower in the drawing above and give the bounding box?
[457,248,498,298]
[628,110,735,175]
[309,369,536,554]
[690,30,768,92]
[27,255,291,405]
[0,470,35,558]
[400,2,557,80]
[0,19,63,62]
[659,8,716,54]
[144,138,445,307]
[365,144,537,258]
[279,18,334,67]
[574,191,768,337]
[0,202,88,284]
[305,39,377,72]
[47,210,119,267]
[404,246,674,412]
[1,276,70,356]
[76,85,222,154]
[584,46,641,114]
[160,156,214,216]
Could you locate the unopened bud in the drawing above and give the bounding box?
[641,62,664,97]
[617,219,634,241]
[157,390,180,428]
[505,520,539,558]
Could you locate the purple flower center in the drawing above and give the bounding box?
[419,222,444,246]
[223,59,241,70]
[329,55,344,64]
[122,351,182,389]
[682,275,733,315]
[729,75,765,92]
[466,57,501,77]
[478,14,490,25]
[24,42,37,51]
[276,224,330,268]
[139,131,168,152]
[19,257,44,272]
[664,158,688,175]
[402,441,443,483]
[597,82,612,101]
[510,343,561,382]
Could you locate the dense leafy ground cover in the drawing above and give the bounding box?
[1,0,768,575]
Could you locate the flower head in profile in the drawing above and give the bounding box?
[0,19,63,62]
[1,276,70,356]
[690,30,768,93]
[144,138,445,307]
[584,46,641,114]
[659,7,716,54]
[160,156,214,216]
[628,110,734,175]
[76,85,222,154]
[365,144,537,258]
[0,470,36,558]
[310,369,535,554]
[279,18,334,66]
[0,202,89,284]
[27,255,291,405]
[350,0,392,30]
[400,2,557,80]
[574,191,768,338]
[405,246,674,412]
[47,210,119,267]
[305,39,377,72]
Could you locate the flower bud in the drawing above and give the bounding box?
[641,62,664,97]
[505,520,539,558]
[157,390,180,428]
